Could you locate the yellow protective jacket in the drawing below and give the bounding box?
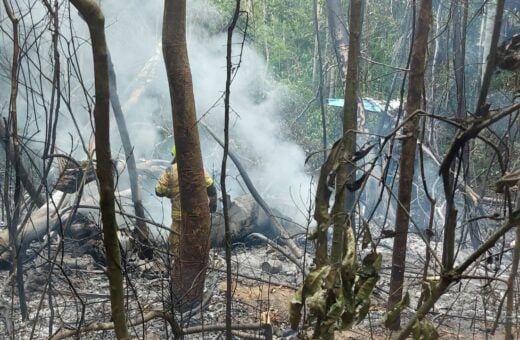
[155,163,215,221]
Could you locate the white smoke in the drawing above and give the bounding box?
[101,1,313,225]
[0,1,313,227]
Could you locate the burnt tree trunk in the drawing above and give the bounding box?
[313,0,328,268]
[69,0,130,338]
[107,54,152,259]
[2,0,28,319]
[386,0,432,330]
[162,0,212,310]
[0,120,44,207]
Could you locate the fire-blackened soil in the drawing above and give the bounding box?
[0,231,516,339]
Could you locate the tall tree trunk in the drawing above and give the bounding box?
[262,0,270,72]
[326,0,349,81]
[386,0,432,330]
[452,1,466,121]
[343,0,363,255]
[2,0,28,320]
[331,0,363,265]
[311,0,320,85]
[452,0,478,249]
[69,1,129,338]
[428,0,446,116]
[162,0,212,310]
[313,0,328,268]
[323,0,349,269]
[313,0,328,162]
[479,0,497,84]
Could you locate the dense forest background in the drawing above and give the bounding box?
[2,0,520,339]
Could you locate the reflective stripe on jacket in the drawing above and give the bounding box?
[155,163,213,220]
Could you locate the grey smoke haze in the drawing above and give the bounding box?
[98,1,312,226]
[0,1,312,227]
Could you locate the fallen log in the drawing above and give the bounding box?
[53,157,97,193]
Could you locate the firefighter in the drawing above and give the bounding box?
[155,146,217,253]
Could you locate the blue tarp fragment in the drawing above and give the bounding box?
[327,98,383,113]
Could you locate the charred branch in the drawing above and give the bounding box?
[51,156,96,193]
[50,308,271,340]
[0,117,45,207]
[107,52,152,260]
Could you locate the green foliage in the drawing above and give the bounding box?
[209,0,420,153]
[361,3,407,98]
[292,136,381,335]
[292,134,382,336]
[289,244,382,336]
[383,291,410,328]
[289,288,304,330]
[211,0,315,84]
[210,0,337,153]
[412,320,439,340]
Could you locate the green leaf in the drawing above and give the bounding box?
[341,226,357,273]
[361,252,382,275]
[327,294,345,322]
[314,138,344,229]
[341,309,356,330]
[308,289,328,316]
[320,291,345,336]
[384,292,410,328]
[289,288,303,330]
[356,276,379,305]
[341,226,358,300]
[355,300,371,323]
[303,266,331,296]
[412,320,439,340]
[361,221,373,250]
[323,266,339,290]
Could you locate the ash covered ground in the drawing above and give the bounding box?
[0,227,516,339]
